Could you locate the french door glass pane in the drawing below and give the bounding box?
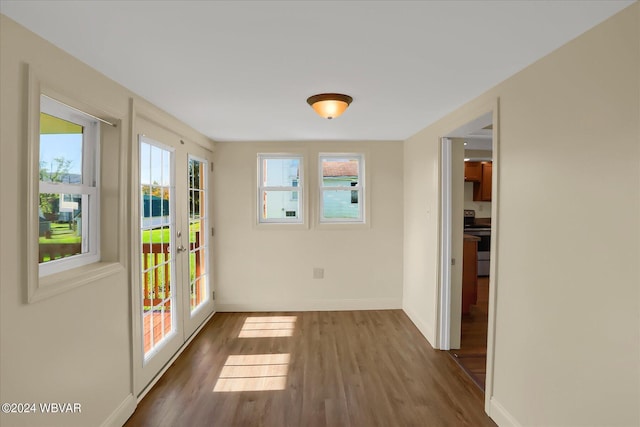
[189,158,208,312]
[140,141,175,357]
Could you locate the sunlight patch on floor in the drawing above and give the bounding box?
[238,316,297,338]
[213,353,290,392]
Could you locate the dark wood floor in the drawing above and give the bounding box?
[449,277,489,390]
[125,310,496,427]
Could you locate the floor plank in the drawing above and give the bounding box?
[449,276,490,389]
[125,310,496,427]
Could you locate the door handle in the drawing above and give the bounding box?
[176,245,187,253]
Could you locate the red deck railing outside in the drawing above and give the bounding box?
[142,232,203,354]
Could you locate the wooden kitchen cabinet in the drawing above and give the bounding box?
[464,161,482,182]
[480,162,492,201]
[471,161,492,201]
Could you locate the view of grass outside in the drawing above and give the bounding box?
[39,222,81,245]
[141,221,200,244]
[39,221,82,262]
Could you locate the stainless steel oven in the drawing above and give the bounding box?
[464,210,491,276]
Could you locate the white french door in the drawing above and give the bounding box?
[134,120,214,396]
[182,153,213,335]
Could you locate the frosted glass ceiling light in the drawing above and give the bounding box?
[306,93,353,119]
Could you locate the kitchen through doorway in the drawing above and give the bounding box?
[439,109,497,395]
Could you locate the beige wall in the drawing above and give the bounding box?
[403,3,639,426]
[0,15,213,427]
[402,131,440,343]
[213,141,404,311]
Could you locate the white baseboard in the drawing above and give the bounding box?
[488,397,522,427]
[100,393,136,427]
[216,297,402,312]
[402,305,436,348]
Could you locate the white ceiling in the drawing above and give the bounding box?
[1,0,634,142]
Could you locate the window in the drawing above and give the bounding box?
[38,95,99,276]
[319,154,364,223]
[258,154,303,223]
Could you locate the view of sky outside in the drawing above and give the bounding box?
[40,134,83,176]
[140,142,171,186]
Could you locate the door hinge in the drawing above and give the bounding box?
[451,258,456,266]
[211,227,215,236]
[210,162,214,172]
[212,291,216,300]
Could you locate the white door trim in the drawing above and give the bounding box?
[438,137,453,350]
[435,101,500,416]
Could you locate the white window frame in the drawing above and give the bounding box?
[257,154,304,224]
[38,95,100,277]
[319,153,365,223]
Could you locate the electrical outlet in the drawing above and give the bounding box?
[313,268,324,279]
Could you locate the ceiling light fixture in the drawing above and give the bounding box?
[306,93,353,119]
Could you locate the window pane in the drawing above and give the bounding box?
[39,193,87,263]
[189,158,203,190]
[190,190,201,219]
[321,158,359,187]
[140,142,152,186]
[189,220,202,251]
[151,145,163,185]
[162,150,171,187]
[322,190,360,219]
[262,158,300,187]
[191,276,206,311]
[142,187,170,228]
[40,113,83,184]
[262,190,300,219]
[190,249,206,310]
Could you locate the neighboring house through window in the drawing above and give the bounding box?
[258,154,303,223]
[319,154,364,223]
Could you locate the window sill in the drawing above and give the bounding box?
[254,222,309,231]
[315,221,370,231]
[29,261,124,303]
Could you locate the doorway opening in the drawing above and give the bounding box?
[439,109,497,395]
